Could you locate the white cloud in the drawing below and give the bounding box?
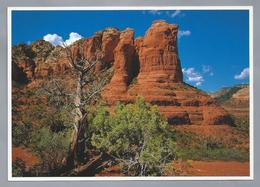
[147,10,162,15]
[202,65,211,73]
[169,10,181,18]
[65,32,83,46]
[43,32,83,47]
[43,33,64,47]
[146,10,183,18]
[182,67,204,86]
[202,65,214,76]
[234,67,249,80]
[178,30,191,38]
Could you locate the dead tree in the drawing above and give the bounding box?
[37,42,109,175]
[63,43,107,169]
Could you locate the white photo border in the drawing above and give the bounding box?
[7,6,254,181]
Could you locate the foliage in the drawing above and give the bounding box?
[12,123,33,147]
[214,85,247,104]
[174,130,249,161]
[232,116,250,133]
[12,158,26,177]
[30,126,71,171]
[90,97,177,176]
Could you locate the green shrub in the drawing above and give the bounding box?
[90,97,177,176]
[215,86,243,104]
[12,158,26,177]
[12,123,33,147]
[30,126,71,171]
[174,130,249,161]
[232,116,249,133]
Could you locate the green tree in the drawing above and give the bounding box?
[91,97,177,176]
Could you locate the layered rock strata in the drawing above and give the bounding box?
[12,20,232,126]
[102,20,231,125]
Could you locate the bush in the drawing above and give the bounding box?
[232,116,249,133]
[12,123,33,147]
[90,97,177,176]
[12,158,26,177]
[30,126,71,171]
[174,130,249,161]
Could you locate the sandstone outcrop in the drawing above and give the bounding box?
[34,29,119,78]
[12,20,232,126]
[102,20,232,126]
[211,85,249,117]
[102,28,138,101]
[138,20,183,82]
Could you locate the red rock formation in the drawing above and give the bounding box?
[12,61,28,84]
[12,20,232,126]
[102,20,232,126]
[35,46,69,78]
[98,28,120,71]
[35,28,120,78]
[12,44,36,80]
[134,36,143,53]
[102,28,138,102]
[138,20,183,83]
[83,28,120,73]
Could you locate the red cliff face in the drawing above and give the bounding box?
[82,28,120,73]
[138,20,183,83]
[34,28,121,78]
[12,20,232,126]
[102,28,138,101]
[102,20,231,126]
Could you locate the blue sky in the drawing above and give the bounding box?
[12,10,250,92]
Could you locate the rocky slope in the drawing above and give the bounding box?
[211,84,249,117]
[12,20,232,126]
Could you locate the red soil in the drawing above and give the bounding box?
[96,165,125,176]
[96,160,249,177]
[12,147,39,168]
[175,160,250,176]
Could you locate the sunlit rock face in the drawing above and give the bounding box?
[102,20,232,126]
[12,20,232,126]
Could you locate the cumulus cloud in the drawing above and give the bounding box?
[43,32,83,47]
[65,32,83,46]
[182,67,204,86]
[178,30,191,38]
[234,67,249,80]
[43,34,64,47]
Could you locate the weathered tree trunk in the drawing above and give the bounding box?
[66,72,87,167]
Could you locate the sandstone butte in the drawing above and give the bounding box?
[12,20,232,126]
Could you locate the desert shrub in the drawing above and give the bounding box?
[174,130,249,161]
[232,116,249,133]
[12,158,26,177]
[90,97,177,176]
[215,86,243,104]
[30,126,71,171]
[12,123,33,147]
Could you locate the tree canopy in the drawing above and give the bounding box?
[91,97,177,176]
